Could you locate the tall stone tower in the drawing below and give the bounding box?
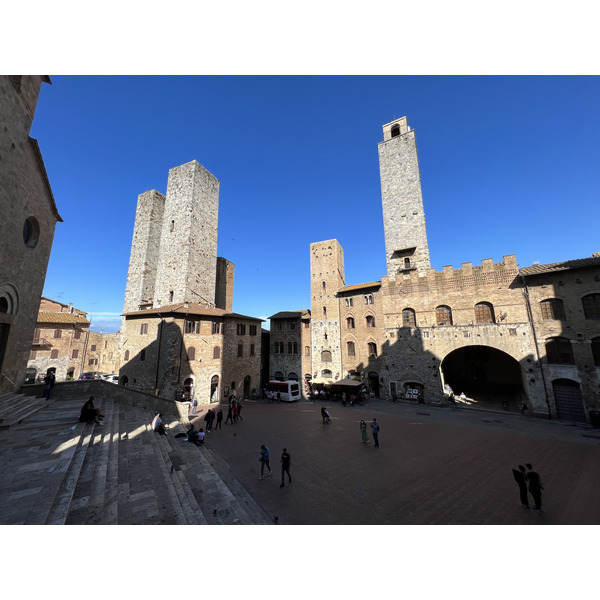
[122,189,166,314]
[153,160,220,308]
[378,116,430,279]
[310,239,345,382]
[215,257,234,311]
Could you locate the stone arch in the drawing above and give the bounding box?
[0,283,19,315]
[210,374,219,402]
[441,345,528,408]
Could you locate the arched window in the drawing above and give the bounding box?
[368,342,377,357]
[364,294,374,305]
[293,342,298,354]
[124,350,130,361]
[366,315,376,328]
[391,124,400,138]
[50,349,59,359]
[288,341,293,354]
[347,317,355,329]
[436,305,453,326]
[582,294,600,319]
[323,306,327,318]
[540,298,566,321]
[591,337,600,367]
[305,346,310,356]
[545,337,574,364]
[213,346,221,359]
[187,346,195,361]
[237,343,243,357]
[404,257,411,269]
[288,372,298,381]
[54,329,62,339]
[474,302,495,324]
[321,369,332,379]
[347,341,355,356]
[402,308,416,327]
[321,350,332,362]
[140,349,146,361]
[274,371,284,381]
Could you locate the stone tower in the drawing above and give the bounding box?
[310,239,345,382]
[378,116,430,279]
[122,189,166,314]
[153,160,220,308]
[215,257,234,311]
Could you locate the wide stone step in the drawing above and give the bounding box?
[0,395,52,428]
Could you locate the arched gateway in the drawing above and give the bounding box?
[441,345,528,409]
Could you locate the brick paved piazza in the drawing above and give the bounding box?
[206,397,600,525]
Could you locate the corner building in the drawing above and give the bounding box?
[310,117,600,423]
[120,160,261,403]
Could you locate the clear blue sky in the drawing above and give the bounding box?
[32,76,600,333]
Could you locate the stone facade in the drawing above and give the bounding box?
[269,310,311,397]
[308,116,600,423]
[120,161,261,404]
[0,75,62,394]
[310,240,345,385]
[378,116,430,279]
[119,305,262,403]
[25,297,121,382]
[26,298,90,382]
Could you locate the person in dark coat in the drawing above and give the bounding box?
[525,463,544,510]
[512,464,530,509]
[79,396,103,424]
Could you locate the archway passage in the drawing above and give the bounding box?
[441,345,527,410]
[552,379,587,423]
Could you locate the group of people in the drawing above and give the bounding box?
[224,400,243,424]
[202,407,224,431]
[258,445,292,488]
[360,418,380,447]
[512,463,544,510]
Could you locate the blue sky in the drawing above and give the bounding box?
[31,75,600,333]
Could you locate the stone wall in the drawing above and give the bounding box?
[154,161,219,308]
[122,189,165,314]
[0,76,60,394]
[310,240,345,382]
[378,117,430,279]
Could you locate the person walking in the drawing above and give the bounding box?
[237,403,243,421]
[259,445,272,479]
[225,404,234,425]
[233,403,239,423]
[525,463,544,510]
[280,448,292,488]
[215,408,223,429]
[191,397,198,415]
[371,418,380,447]
[512,465,530,509]
[360,420,369,444]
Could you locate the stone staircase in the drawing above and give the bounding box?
[0,391,50,429]
[0,396,272,525]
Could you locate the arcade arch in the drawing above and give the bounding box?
[441,345,528,407]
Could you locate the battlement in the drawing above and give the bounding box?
[383,254,518,287]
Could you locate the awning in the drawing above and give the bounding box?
[331,378,362,387]
[310,378,333,385]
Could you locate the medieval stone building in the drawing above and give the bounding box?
[0,75,62,395]
[309,116,600,423]
[119,160,262,403]
[268,310,311,397]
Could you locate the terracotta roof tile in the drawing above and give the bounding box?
[520,255,600,276]
[337,281,381,294]
[37,311,90,325]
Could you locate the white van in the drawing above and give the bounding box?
[265,380,301,402]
